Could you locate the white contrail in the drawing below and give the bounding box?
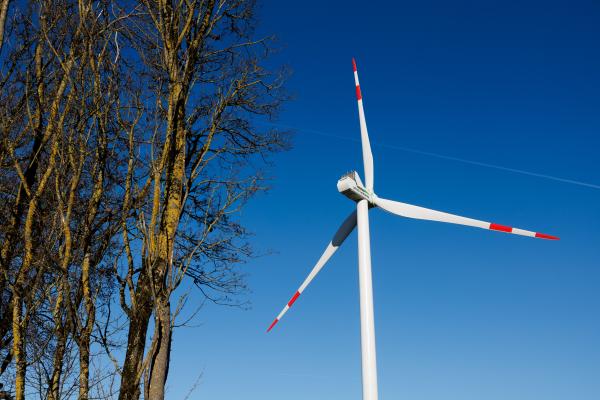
[266,122,600,190]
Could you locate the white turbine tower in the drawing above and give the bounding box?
[267,58,558,400]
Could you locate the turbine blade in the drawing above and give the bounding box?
[267,210,357,332]
[374,196,559,240]
[353,58,374,191]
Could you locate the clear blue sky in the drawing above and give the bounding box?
[167,1,600,398]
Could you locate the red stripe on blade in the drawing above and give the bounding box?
[356,85,362,100]
[267,318,279,332]
[489,223,512,233]
[288,291,300,307]
[352,58,357,72]
[535,232,559,240]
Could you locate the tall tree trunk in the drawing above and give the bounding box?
[0,0,9,52]
[12,65,72,399]
[0,43,44,361]
[147,301,172,400]
[118,271,153,400]
[48,323,67,400]
[145,79,186,400]
[77,254,96,400]
[11,291,24,400]
[48,275,70,400]
[77,334,90,400]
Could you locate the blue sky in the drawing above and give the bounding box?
[166,1,600,399]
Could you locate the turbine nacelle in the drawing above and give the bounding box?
[337,171,374,203]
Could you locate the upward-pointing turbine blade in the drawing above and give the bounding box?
[374,196,559,240]
[353,58,374,191]
[267,210,358,332]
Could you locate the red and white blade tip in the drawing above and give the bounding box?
[488,223,559,240]
[535,232,559,240]
[267,318,279,332]
[352,58,362,100]
[266,291,301,332]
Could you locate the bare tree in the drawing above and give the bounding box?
[1,1,123,399]
[112,1,289,399]
[0,1,288,399]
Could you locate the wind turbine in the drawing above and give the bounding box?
[267,58,558,400]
